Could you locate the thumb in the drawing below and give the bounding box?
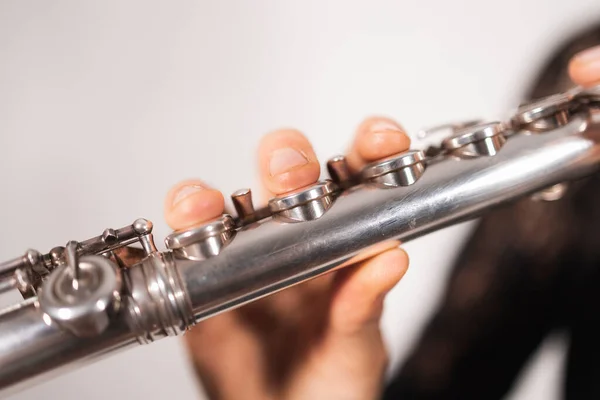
[284,247,409,400]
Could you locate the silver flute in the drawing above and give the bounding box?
[1,86,600,397]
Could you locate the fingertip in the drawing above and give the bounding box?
[347,116,411,172]
[569,45,600,87]
[258,128,321,195]
[164,179,225,230]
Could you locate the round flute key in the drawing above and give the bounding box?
[165,214,236,260]
[512,91,575,130]
[269,180,337,223]
[39,255,122,337]
[443,122,504,150]
[361,150,426,187]
[442,122,507,158]
[414,119,483,157]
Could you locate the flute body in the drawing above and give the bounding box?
[1,87,599,396]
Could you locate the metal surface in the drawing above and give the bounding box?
[38,255,122,337]
[361,150,426,187]
[0,250,42,279]
[268,180,338,222]
[327,155,353,187]
[442,122,507,157]
[0,249,44,298]
[0,300,137,397]
[164,215,236,260]
[1,85,600,396]
[576,85,600,107]
[124,252,194,344]
[0,251,190,395]
[413,120,483,157]
[513,91,576,131]
[415,120,483,140]
[514,92,573,123]
[231,189,256,222]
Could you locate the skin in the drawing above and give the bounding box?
[163,46,600,400]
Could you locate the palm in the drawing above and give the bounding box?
[185,274,335,399]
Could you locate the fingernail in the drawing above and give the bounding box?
[574,45,600,64]
[172,184,204,207]
[369,121,403,134]
[269,147,308,176]
[366,121,407,152]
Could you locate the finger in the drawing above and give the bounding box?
[258,128,320,197]
[329,247,409,334]
[284,249,409,399]
[569,45,600,88]
[164,179,267,397]
[256,128,338,311]
[164,179,269,398]
[164,179,225,231]
[346,116,411,173]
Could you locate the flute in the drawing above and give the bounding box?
[0,85,599,396]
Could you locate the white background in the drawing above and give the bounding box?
[1,1,599,399]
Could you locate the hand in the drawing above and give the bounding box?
[162,44,600,400]
[164,116,411,400]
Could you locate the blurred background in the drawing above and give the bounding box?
[1,1,600,399]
